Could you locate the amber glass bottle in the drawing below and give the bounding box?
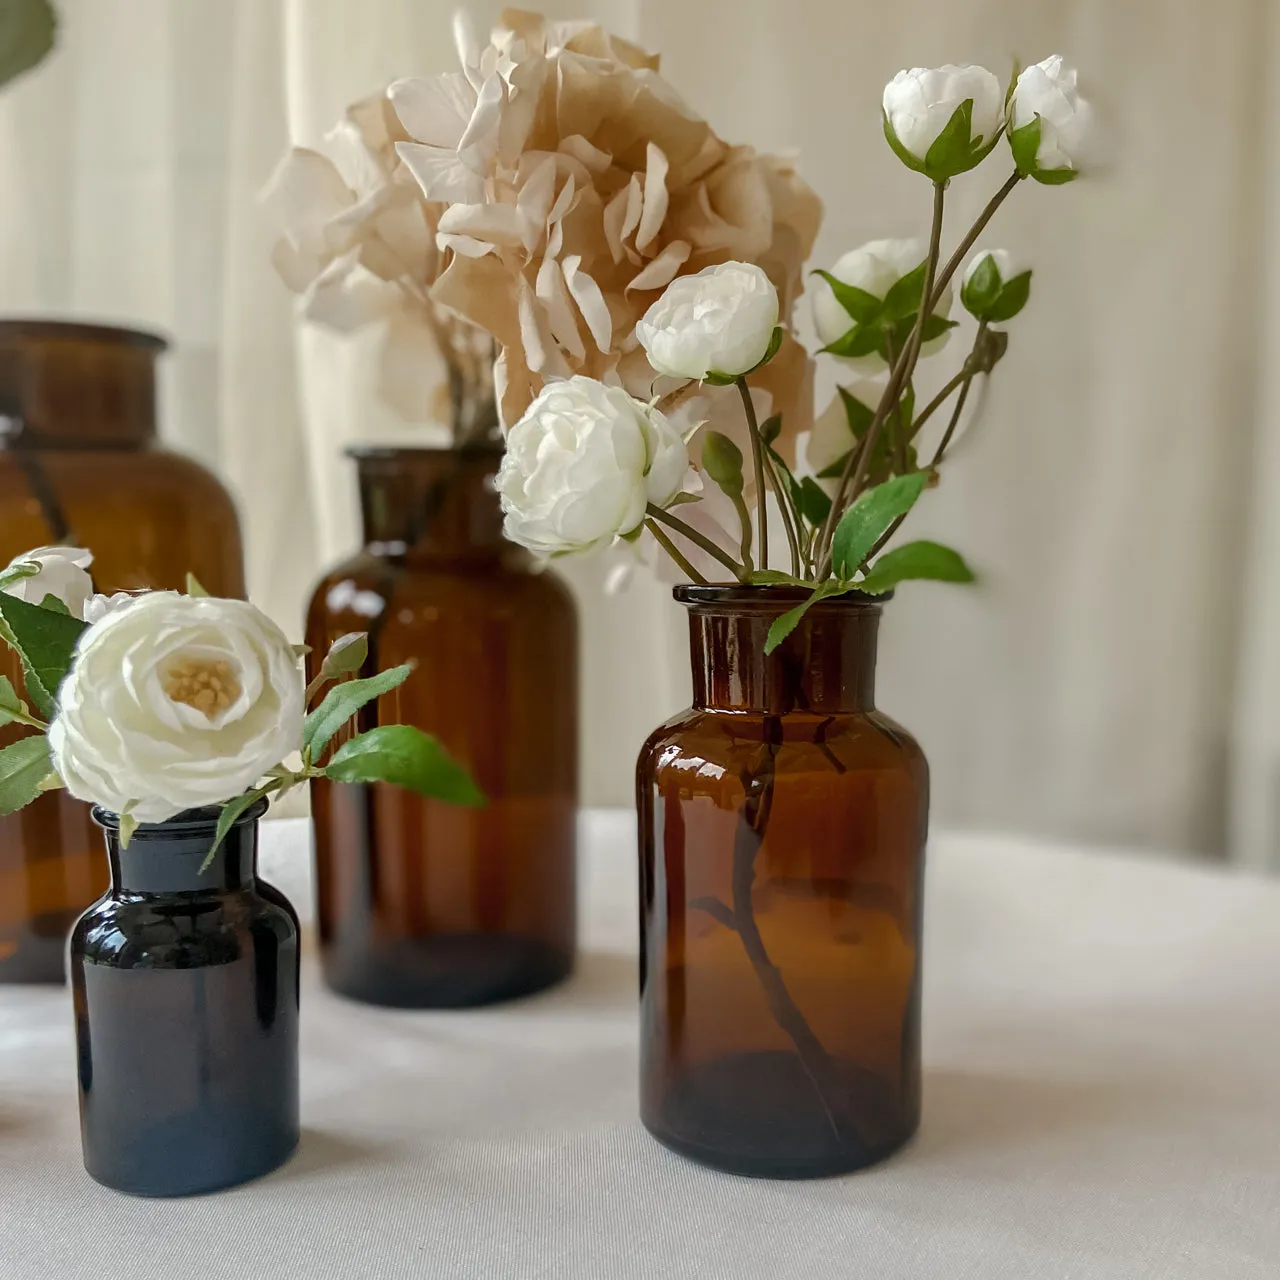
[306,445,578,1007]
[637,586,928,1178]
[71,800,299,1196]
[0,320,245,983]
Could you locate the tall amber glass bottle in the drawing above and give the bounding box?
[637,586,928,1178]
[0,320,245,983]
[307,445,578,1007]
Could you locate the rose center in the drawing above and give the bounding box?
[161,655,242,720]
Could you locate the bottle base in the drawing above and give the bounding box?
[321,932,574,1008]
[642,1050,918,1179]
[84,1125,299,1198]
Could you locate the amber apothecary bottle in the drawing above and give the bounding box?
[0,321,246,983]
[71,801,299,1196]
[306,445,578,1007]
[637,586,928,1178]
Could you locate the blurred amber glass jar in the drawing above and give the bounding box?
[0,320,245,983]
[306,445,578,1008]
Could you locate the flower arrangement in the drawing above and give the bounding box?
[0,546,482,853]
[481,47,1092,648]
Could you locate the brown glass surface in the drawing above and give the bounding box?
[636,587,929,1178]
[0,321,245,983]
[306,446,578,1007]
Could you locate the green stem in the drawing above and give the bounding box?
[928,171,1023,312]
[646,518,710,585]
[646,504,748,582]
[736,378,769,571]
[816,180,947,575]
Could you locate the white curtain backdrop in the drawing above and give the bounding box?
[1,0,1276,866]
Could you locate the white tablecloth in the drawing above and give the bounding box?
[2,812,1278,1279]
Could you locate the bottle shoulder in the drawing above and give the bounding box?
[71,887,297,970]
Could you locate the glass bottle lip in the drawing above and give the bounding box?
[91,797,269,839]
[0,318,168,352]
[673,584,890,610]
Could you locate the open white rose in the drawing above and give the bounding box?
[82,591,140,625]
[496,376,692,556]
[1,546,94,619]
[1009,56,1093,181]
[883,65,1003,179]
[49,593,305,824]
[812,238,955,374]
[636,262,779,381]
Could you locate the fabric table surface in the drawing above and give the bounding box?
[1,811,1278,1279]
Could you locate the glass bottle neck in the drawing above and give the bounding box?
[101,808,260,894]
[683,591,881,715]
[353,447,508,561]
[0,322,163,449]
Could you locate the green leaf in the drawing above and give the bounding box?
[0,735,51,815]
[813,270,882,325]
[325,724,485,808]
[859,540,976,594]
[882,109,926,174]
[0,0,56,92]
[816,448,853,481]
[185,572,209,598]
[838,386,876,438]
[754,326,784,371]
[201,788,271,872]
[920,314,959,342]
[703,370,738,387]
[821,321,884,360]
[38,593,69,615]
[758,413,782,446]
[748,570,808,585]
[0,592,87,719]
[0,675,23,716]
[1009,116,1042,176]
[701,430,745,498]
[882,260,929,322]
[0,561,41,593]
[831,472,928,578]
[1030,165,1078,186]
[117,811,138,849]
[304,663,415,761]
[797,477,832,527]
[961,253,1004,318]
[764,581,848,655]
[923,98,976,180]
[987,270,1033,323]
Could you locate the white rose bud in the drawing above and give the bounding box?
[1009,55,1093,183]
[636,262,779,381]
[961,249,1033,323]
[496,376,692,556]
[883,64,1004,180]
[49,593,305,824]
[812,238,955,374]
[1,546,94,618]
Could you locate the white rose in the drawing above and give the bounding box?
[2,546,93,618]
[82,591,140,625]
[883,65,1003,178]
[496,376,692,556]
[961,248,1033,323]
[49,593,305,824]
[812,238,955,374]
[1009,56,1093,181]
[636,262,779,381]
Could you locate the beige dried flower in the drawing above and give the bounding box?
[262,90,496,439]
[393,9,823,460]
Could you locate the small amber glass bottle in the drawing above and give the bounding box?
[637,586,928,1178]
[306,445,578,1007]
[0,320,246,983]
